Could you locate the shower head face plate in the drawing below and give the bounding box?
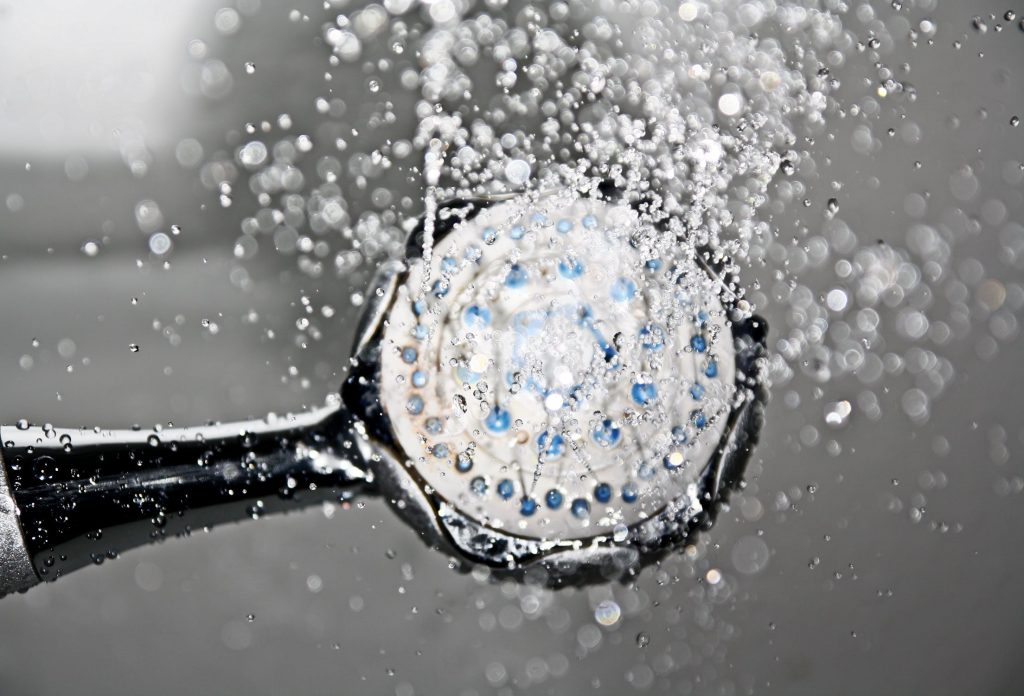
[373,192,741,553]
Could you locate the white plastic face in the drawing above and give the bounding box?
[379,193,737,542]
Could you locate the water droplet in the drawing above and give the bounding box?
[718,92,744,117]
[612,524,629,542]
[149,232,172,256]
[594,600,621,626]
[504,159,530,185]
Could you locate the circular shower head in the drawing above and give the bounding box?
[347,188,766,578]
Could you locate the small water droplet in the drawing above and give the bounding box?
[594,600,621,626]
[612,524,628,542]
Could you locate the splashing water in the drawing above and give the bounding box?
[197,0,1015,547]
[213,0,843,412]
[131,0,1024,691]
[211,1,854,526]
[185,0,1024,668]
[219,2,841,270]
[325,0,840,554]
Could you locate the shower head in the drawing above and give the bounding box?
[343,187,767,582]
[0,187,765,595]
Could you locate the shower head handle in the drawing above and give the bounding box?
[0,405,370,595]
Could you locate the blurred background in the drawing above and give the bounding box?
[0,1,1021,694]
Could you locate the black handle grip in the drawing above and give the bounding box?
[1,406,369,581]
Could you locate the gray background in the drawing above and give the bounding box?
[0,1,1021,694]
